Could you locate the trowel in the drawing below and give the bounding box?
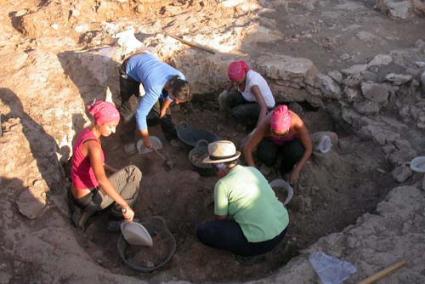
[152,148,175,171]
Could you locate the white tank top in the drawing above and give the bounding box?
[239,70,275,108]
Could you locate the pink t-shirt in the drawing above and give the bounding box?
[71,128,105,190]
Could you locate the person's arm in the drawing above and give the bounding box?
[160,97,173,118]
[289,116,313,185]
[213,181,229,220]
[243,116,269,166]
[87,141,135,221]
[135,93,158,148]
[251,85,268,126]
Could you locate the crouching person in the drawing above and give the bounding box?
[196,140,289,256]
[69,100,142,230]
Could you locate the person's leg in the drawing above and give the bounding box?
[196,219,253,255]
[257,139,279,167]
[279,139,305,175]
[98,165,142,215]
[219,89,246,113]
[244,227,287,256]
[231,103,260,128]
[119,60,141,122]
[70,190,102,230]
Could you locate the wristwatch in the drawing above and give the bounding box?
[121,207,127,214]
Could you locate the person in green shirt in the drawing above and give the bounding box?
[196,140,289,256]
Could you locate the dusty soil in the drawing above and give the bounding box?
[1,0,424,283]
[68,94,394,282]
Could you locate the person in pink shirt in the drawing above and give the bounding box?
[70,100,142,230]
[243,105,312,185]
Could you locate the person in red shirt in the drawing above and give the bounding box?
[70,100,142,230]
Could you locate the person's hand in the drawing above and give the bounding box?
[159,109,167,118]
[289,169,300,185]
[122,207,135,222]
[143,136,153,149]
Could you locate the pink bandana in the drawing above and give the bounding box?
[271,105,291,133]
[227,60,249,81]
[88,100,120,125]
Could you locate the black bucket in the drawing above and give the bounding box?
[176,122,219,147]
[188,140,215,176]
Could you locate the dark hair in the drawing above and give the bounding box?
[169,76,192,102]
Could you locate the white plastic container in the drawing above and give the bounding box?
[317,135,332,154]
[136,136,163,154]
[410,156,425,173]
[269,178,294,206]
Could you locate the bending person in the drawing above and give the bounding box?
[118,52,192,145]
[196,140,289,257]
[219,60,275,129]
[70,100,142,230]
[243,104,312,185]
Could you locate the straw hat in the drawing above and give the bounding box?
[203,140,241,164]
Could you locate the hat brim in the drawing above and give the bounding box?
[202,151,241,164]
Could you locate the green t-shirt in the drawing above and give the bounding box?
[214,165,289,242]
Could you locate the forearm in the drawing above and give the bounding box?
[257,108,267,126]
[294,148,312,173]
[243,148,256,166]
[160,99,172,117]
[138,128,149,138]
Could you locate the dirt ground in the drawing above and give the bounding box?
[1,0,424,283]
[68,94,395,282]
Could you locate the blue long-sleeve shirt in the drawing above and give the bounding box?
[126,53,186,131]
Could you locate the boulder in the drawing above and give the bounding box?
[328,70,343,83]
[343,87,361,102]
[354,100,381,114]
[361,82,390,103]
[341,64,368,75]
[16,179,48,219]
[343,73,362,87]
[316,73,341,99]
[377,0,414,19]
[385,73,412,85]
[359,124,400,145]
[255,53,318,82]
[412,0,425,16]
[391,166,412,183]
[368,54,393,66]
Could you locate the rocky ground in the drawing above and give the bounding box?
[1,0,425,283]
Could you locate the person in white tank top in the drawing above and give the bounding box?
[218,60,276,129]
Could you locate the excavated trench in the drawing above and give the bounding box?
[71,82,396,283]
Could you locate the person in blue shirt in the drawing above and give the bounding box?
[118,52,192,148]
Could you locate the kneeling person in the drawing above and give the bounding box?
[70,100,142,230]
[196,140,289,256]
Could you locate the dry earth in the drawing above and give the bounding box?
[1,0,425,283]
